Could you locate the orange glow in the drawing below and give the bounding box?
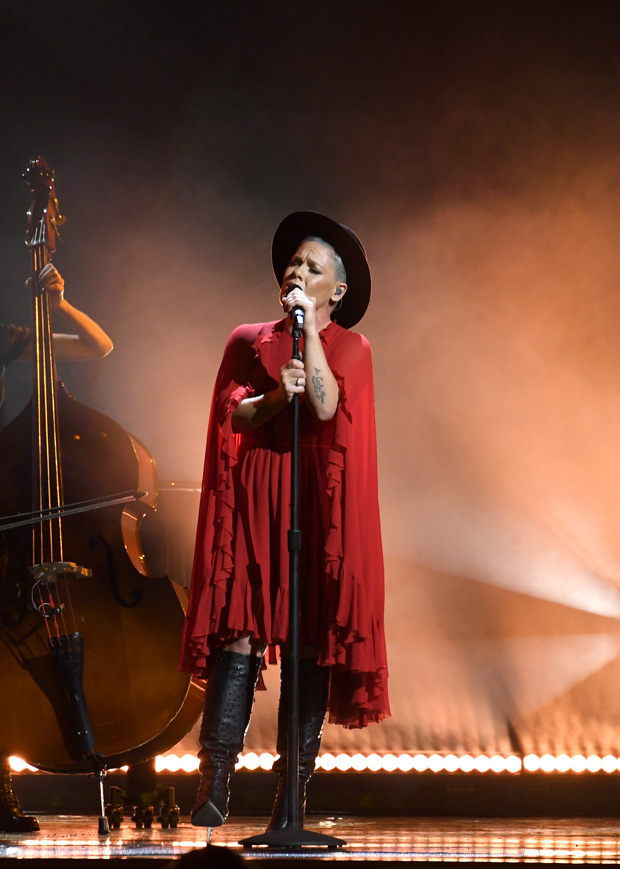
[8,757,36,773]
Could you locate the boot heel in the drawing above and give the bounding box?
[191,799,225,827]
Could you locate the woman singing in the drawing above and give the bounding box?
[181,212,390,829]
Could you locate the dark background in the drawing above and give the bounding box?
[4,0,620,757]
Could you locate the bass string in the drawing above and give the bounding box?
[30,232,75,638]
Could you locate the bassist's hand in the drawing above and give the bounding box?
[26,264,65,306]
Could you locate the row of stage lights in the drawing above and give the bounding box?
[11,753,620,774]
[154,753,620,774]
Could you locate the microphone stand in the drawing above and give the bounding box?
[240,316,345,851]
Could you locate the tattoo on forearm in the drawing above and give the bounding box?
[312,367,326,404]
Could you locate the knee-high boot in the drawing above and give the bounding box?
[267,658,330,831]
[0,756,39,833]
[191,650,262,827]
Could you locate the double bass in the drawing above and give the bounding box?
[0,158,202,780]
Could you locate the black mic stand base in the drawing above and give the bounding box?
[240,824,346,851]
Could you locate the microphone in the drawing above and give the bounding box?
[286,284,304,328]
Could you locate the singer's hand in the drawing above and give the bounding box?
[282,285,317,332]
[279,358,306,403]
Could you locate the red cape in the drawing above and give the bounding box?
[180,319,389,728]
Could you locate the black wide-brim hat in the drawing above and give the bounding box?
[272,211,371,329]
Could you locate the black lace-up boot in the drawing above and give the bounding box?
[190,650,262,827]
[267,658,330,831]
[0,756,39,832]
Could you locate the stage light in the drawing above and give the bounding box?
[443,754,460,772]
[320,753,336,771]
[524,754,540,771]
[382,754,399,772]
[570,755,587,773]
[397,754,415,772]
[336,754,352,771]
[259,752,274,770]
[8,757,36,773]
[367,753,383,771]
[474,755,491,773]
[352,753,368,771]
[458,754,475,772]
[412,754,430,771]
[505,755,522,773]
[489,755,506,773]
[539,754,555,772]
[164,755,181,772]
[11,751,620,776]
[242,752,260,770]
[181,754,199,772]
[428,754,444,772]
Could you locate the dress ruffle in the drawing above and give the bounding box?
[319,348,389,727]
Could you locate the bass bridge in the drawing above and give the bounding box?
[29,561,93,583]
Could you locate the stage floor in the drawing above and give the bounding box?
[2,815,620,863]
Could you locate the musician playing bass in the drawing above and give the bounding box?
[0,262,112,832]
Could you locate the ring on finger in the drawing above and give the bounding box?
[295,378,300,386]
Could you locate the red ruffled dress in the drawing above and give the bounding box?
[180,318,390,728]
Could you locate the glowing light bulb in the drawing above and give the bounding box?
[320,754,336,771]
[489,755,506,773]
[505,755,522,773]
[539,754,555,773]
[474,755,491,773]
[351,753,367,771]
[412,754,430,772]
[570,755,587,773]
[180,754,199,772]
[443,754,459,772]
[382,754,398,772]
[259,753,274,770]
[243,753,260,770]
[367,753,383,772]
[397,754,415,772]
[458,755,475,773]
